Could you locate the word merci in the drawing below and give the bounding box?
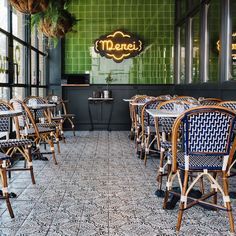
[217,32,236,60]
[94,31,143,62]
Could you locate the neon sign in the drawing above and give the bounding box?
[217,32,236,60]
[94,30,143,63]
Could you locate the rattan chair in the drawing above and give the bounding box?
[156,94,172,100]
[0,100,35,184]
[155,100,191,196]
[47,95,76,136]
[10,99,58,165]
[23,96,61,153]
[173,96,197,102]
[218,100,236,110]
[199,98,222,106]
[0,152,14,218]
[140,98,165,164]
[163,106,236,233]
[131,95,152,154]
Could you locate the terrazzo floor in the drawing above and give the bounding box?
[0,131,236,235]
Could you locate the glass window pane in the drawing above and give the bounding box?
[39,88,46,98]
[31,50,37,85]
[12,8,25,40]
[180,26,186,84]
[12,87,25,99]
[208,0,220,82]
[39,55,46,86]
[31,88,37,96]
[0,0,8,31]
[31,27,37,48]
[13,41,26,84]
[0,33,8,83]
[0,87,10,100]
[192,13,200,83]
[38,31,45,52]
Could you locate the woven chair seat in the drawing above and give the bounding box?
[0,152,10,161]
[0,139,33,148]
[36,123,57,129]
[20,126,55,135]
[160,141,182,150]
[177,152,223,170]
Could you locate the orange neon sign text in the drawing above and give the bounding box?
[94,30,143,62]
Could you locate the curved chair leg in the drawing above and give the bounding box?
[67,117,76,136]
[176,170,189,232]
[223,172,235,233]
[144,133,150,166]
[0,164,14,218]
[25,147,36,185]
[212,173,217,205]
[55,127,61,154]
[48,137,57,165]
[157,149,165,186]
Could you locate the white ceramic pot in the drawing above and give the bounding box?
[104,90,109,99]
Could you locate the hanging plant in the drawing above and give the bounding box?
[9,0,49,14]
[39,9,77,38]
[31,0,77,42]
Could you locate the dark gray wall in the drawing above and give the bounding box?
[62,82,236,131]
[62,84,175,130]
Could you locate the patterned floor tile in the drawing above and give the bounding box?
[0,131,234,235]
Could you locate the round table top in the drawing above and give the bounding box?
[0,110,22,118]
[27,103,56,110]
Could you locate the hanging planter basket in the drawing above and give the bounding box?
[39,10,77,38]
[9,0,49,14]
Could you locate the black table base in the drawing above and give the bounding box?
[88,98,114,131]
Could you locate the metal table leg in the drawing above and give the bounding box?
[88,101,94,131]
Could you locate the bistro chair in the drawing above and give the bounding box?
[218,100,236,111]
[163,106,236,233]
[156,94,172,100]
[199,97,222,106]
[10,99,58,165]
[218,101,236,171]
[23,96,61,153]
[140,99,165,164]
[132,95,154,155]
[47,95,76,136]
[128,95,140,140]
[0,152,15,218]
[0,100,35,184]
[173,96,198,102]
[155,100,191,196]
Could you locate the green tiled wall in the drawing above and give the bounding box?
[64,0,174,84]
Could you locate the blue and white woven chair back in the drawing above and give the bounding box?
[159,101,191,134]
[135,97,149,125]
[182,107,236,155]
[10,99,27,129]
[143,100,163,129]
[218,101,236,111]
[25,97,45,121]
[0,103,10,132]
[200,100,221,106]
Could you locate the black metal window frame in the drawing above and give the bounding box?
[175,0,232,84]
[0,4,48,98]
